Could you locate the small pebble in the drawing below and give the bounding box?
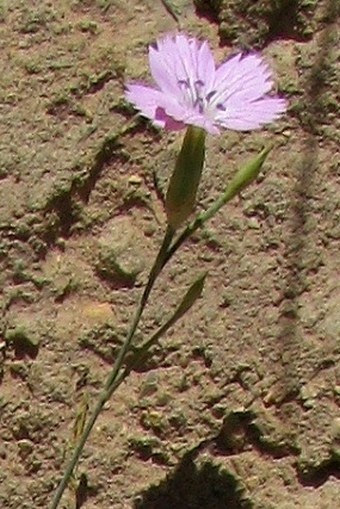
[128,175,142,186]
[331,417,340,439]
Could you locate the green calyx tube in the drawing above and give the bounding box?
[165,125,206,230]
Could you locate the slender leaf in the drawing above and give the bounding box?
[126,273,207,372]
[163,145,274,265]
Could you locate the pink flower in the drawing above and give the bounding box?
[125,33,287,135]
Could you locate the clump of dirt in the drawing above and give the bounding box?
[195,0,318,47]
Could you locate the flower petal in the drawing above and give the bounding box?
[180,112,219,135]
[149,34,216,96]
[125,83,187,130]
[154,108,186,131]
[197,40,216,90]
[125,83,165,122]
[216,97,287,131]
[148,37,180,96]
[169,34,200,85]
[214,53,274,104]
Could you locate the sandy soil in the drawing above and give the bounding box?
[0,0,339,508]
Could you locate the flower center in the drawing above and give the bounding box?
[178,79,225,116]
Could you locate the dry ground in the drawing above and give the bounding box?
[0,0,339,508]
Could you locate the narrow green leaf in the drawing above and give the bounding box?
[126,273,207,372]
[170,272,207,324]
[221,144,273,203]
[198,144,273,226]
[163,145,274,266]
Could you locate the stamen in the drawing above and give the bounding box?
[178,78,220,116]
[195,79,204,88]
[178,79,190,89]
[206,91,217,102]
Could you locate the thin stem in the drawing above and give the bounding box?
[104,225,174,391]
[50,226,174,509]
[49,389,108,509]
[50,146,270,509]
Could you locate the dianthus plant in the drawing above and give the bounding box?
[50,32,286,509]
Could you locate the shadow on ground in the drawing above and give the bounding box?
[134,447,252,509]
[276,0,339,401]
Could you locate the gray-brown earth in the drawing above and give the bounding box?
[0,0,339,508]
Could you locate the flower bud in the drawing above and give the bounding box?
[165,126,206,230]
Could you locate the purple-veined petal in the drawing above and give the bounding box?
[149,34,195,95]
[149,34,216,97]
[126,78,218,133]
[197,40,216,90]
[172,34,201,85]
[154,107,186,130]
[216,97,287,131]
[181,112,219,135]
[213,53,273,105]
[125,83,166,123]
[125,83,188,131]
[148,37,182,96]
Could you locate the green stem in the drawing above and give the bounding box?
[104,225,174,391]
[50,146,271,509]
[50,226,174,509]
